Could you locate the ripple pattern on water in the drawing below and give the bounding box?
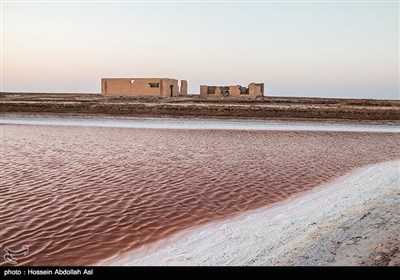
[1,125,399,265]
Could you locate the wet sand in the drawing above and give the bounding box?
[1,121,399,266]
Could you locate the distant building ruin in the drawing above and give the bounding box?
[101,78,187,97]
[200,83,264,99]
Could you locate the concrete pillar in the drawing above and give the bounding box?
[249,83,264,98]
[248,83,256,97]
[180,80,188,96]
[260,83,265,96]
[200,85,208,97]
[101,79,107,95]
[160,79,169,97]
[215,87,222,97]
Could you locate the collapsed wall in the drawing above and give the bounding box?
[200,83,264,99]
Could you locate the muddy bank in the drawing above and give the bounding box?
[1,93,399,120]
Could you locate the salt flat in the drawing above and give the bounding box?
[102,160,400,266]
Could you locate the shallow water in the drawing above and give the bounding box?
[102,161,400,266]
[1,120,399,265]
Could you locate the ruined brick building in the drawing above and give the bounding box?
[101,78,187,97]
[200,83,264,99]
[101,78,264,99]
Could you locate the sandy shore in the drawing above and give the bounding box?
[101,160,400,266]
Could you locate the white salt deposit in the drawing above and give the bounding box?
[100,160,400,266]
[1,115,399,132]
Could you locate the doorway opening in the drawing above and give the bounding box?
[170,85,173,97]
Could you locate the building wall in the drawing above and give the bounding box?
[180,80,188,96]
[199,83,264,99]
[160,79,180,97]
[248,83,264,98]
[227,86,241,97]
[200,85,208,96]
[102,78,187,97]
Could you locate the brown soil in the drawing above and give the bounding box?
[1,93,399,120]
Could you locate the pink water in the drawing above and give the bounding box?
[1,125,399,265]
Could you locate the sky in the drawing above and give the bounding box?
[1,1,399,99]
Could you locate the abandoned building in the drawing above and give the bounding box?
[200,83,264,99]
[101,78,187,97]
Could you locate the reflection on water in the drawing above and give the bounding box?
[1,122,399,265]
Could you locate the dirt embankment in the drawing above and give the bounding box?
[1,93,399,120]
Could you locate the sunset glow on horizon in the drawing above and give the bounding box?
[1,1,399,99]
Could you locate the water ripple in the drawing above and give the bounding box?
[1,125,399,265]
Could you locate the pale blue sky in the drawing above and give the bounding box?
[2,1,399,99]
